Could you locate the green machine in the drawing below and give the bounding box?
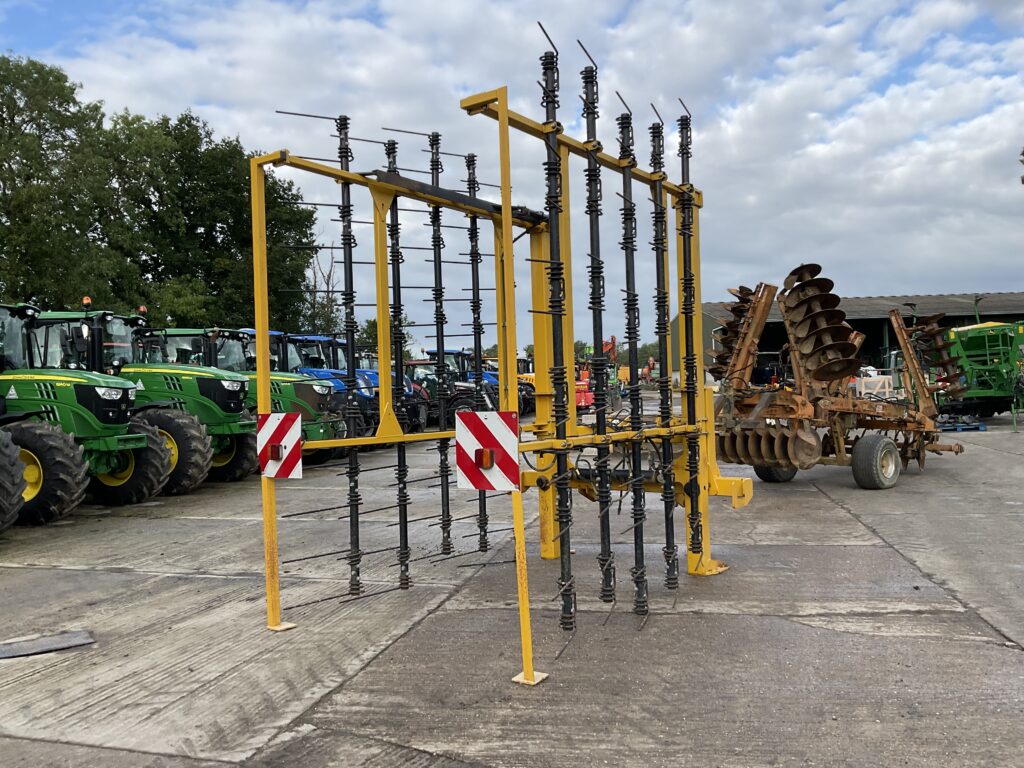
[134,327,342,463]
[36,304,255,488]
[940,321,1024,420]
[0,304,170,523]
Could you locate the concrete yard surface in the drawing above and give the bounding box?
[1,418,1022,767]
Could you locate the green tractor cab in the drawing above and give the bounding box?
[37,304,255,487]
[136,327,343,465]
[0,304,171,523]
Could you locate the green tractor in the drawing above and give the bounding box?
[0,304,171,523]
[134,327,342,464]
[36,303,256,488]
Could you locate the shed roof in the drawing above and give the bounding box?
[703,291,1024,324]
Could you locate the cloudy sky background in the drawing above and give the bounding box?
[2,0,1022,349]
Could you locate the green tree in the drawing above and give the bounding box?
[103,109,316,328]
[356,315,415,355]
[0,55,127,307]
[0,55,318,328]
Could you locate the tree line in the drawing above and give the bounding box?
[0,55,319,330]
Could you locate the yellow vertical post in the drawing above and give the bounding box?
[495,87,546,687]
[370,185,402,437]
[492,224,514,409]
[684,202,725,576]
[250,158,295,632]
[557,143,578,434]
[529,228,558,561]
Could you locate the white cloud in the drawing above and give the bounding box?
[24,0,1024,348]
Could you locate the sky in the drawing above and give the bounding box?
[2,0,1022,349]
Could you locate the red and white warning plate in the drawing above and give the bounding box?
[257,412,303,479]
[455,411,520,491]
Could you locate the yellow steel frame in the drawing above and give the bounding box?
[462,91,752,577]
[250,81,752,684]
[250,88,547,686]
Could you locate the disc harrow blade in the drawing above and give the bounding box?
[783,263,822,290]
[783,277,835,308]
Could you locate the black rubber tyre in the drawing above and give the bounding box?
[207,431,258,482]
[135,409,213,496]
[89,419,172,506]
[0,429,27,533]
[753,465,798,483]
[6,421,88,524]
[447,396,475,424]
[851,434,901,490]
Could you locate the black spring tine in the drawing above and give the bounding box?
[282,547,350,564]
[286,585,405,612]
[428,512,480,526]
[456,559,516,568]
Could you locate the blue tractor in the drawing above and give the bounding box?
[288,334,428,434]
[240,330,377,439]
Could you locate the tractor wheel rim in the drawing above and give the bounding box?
[19,449,43,502]
[211,439,237,468]
[96,451,136,487]
[159,430,179,471]
[880,447,897,479]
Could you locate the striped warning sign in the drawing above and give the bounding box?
[257,412,303,479]
[455,411,520,491]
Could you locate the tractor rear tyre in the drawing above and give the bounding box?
[0,430,26,533]
[852,434,901,490]
[89,419,172,506]
[135,409,213,496]
[753,465,798,483]
[447,397,474,425]
[207,431,258,482]
[6,421,88,524]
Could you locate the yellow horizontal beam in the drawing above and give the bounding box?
[522,423,699,454]
[304,430,455,450]
[461,97,704,206]
[251,151,544,229]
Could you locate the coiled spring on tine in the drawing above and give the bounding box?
[647,115,679,591]
[677,100,703,559]
[580,46,615,602]
[615,102,649,615]
[465,152,489,552]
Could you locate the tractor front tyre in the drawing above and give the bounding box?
[6,421,88,524]
[852,434,901,490]
[207,431,258,482]
[753,465,798,483]
[0,429,26,533]
[89,419,172,506]
[135,409,213,496]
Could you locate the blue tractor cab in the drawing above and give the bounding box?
[240,329,378,436]
[288,334,426,433]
